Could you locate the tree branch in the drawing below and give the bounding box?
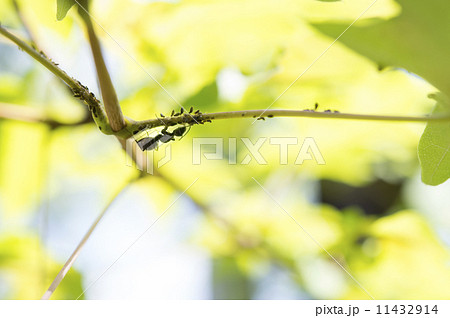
[41,176,139,300]
[0,24,113,134]
[4,22,450,144]
[0,102,92,128]
[123,108,450,139]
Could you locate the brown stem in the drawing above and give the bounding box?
[81,13,125,132]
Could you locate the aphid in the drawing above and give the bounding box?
[160,113,165,118]
[257,117,265,121]
[180,108,184,114]
[189,106,194,113]
[195,110,201,114]
[324,109,332,113]
[314,103,319,111]
[333,110,340,113]
[171,110,175,116]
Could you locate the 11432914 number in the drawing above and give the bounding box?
[377,305,438,315]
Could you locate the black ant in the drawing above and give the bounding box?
[137,134,162,151]
[136,125,190,151]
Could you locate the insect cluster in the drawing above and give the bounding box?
[71,81,102,119]
[252,114,274,121]
[160,106,211,124]
[303,103,340,113]
[134,107,206,151]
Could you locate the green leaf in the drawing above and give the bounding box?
[56,0,90,21]
[56,0,76,21]
[418,93,450,185]
[311,0,450,98]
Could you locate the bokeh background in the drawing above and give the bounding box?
[0,0,449,299]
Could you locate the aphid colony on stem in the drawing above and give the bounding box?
[133,103,341,151]
[303,102,340,113]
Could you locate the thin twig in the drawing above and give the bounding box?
[126,109,450,137]
[202,109,450,122]
[41,176,138,300]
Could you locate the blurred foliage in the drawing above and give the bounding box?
[0,235,83,299]
[312,0,450,185]
[0,0,449,299]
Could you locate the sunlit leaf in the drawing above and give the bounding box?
[56,0,89,21]
[311,0,450,97]
[56,0,76,21]
[418,93,450,185]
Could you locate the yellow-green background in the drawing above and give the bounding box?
[0,0,449,299]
